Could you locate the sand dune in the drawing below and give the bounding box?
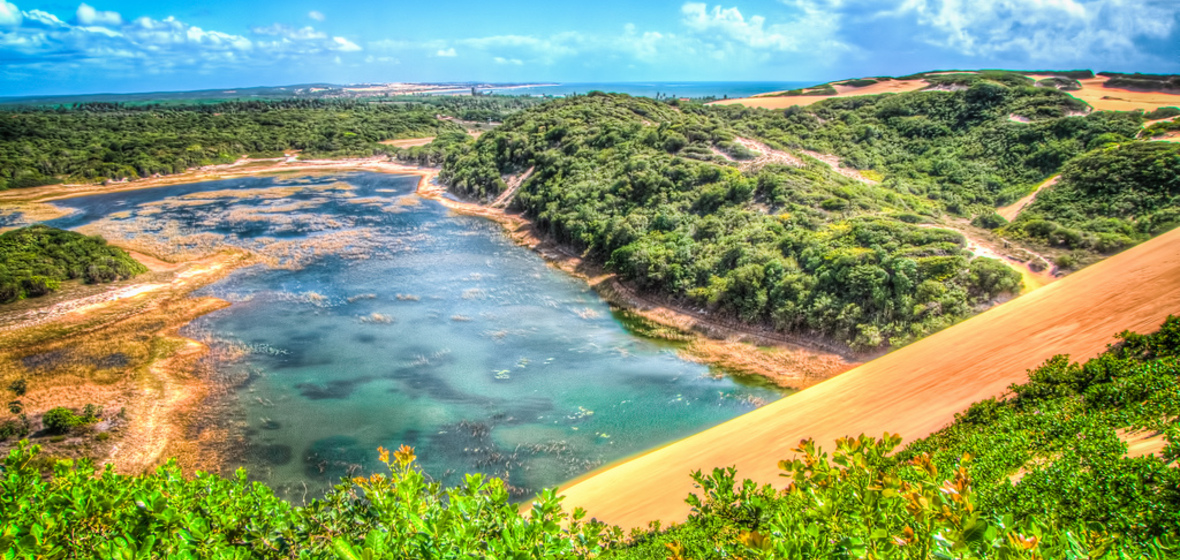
[560,226,1180,528]
[1028,75,1180,113]
[715,73,1180,113]
[712,79,930,109]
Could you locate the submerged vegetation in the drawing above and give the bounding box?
[3,318,1178,558]
[0,225,147,303]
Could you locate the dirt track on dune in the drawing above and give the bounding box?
[559,227,1180,529]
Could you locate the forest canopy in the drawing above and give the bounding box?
[0,225,147,303]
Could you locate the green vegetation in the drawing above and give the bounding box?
[771,84,838,97]
[834,79,877,88]
[3,318,1178,558]
[1002,142,1180,252]
[606,317,1180,559]
[1144,107,1180,120]
[438,81,1149,350]
[442,93,1030,350]
[1034,77,1082,91]
[1141,119,1180,139]
[0,225,147,303]
[1099,72,1180,93]
[0,96,544,190]
[0,100,462,189]
[40,405,101,434]
[375,94,544,123]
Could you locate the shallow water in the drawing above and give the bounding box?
[48,172,782,499]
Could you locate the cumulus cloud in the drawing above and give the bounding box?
[75,3,121,27]
[493,56,523,65]
[332,36,361,51]
[308,10,325,22]
[0,1,21,26]
[436,47,456,56]
[0,1,364,82]
[680,1,850,55]
[891,0,1175,61]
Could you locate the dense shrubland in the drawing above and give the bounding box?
[0,225,147,303]
[3,318,1178,558]
[0,98,540,189]
[438,80,1152,350]
[1001,142,1180,252]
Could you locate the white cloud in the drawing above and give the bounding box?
[332,36,361,51]
[493,56,523,65]
[436,47,456,57]
[23,9,66,27]
[679,1,849,55]
[888,0,1174,61]
[0,1,21,26]
[0,4,366,79]
[251,23,326,40]
[75,3,121,27]
[308,10,325,22]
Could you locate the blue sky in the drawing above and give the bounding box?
[1,0,1177,96]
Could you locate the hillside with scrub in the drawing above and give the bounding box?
[437,73,1166,351]
[3,317,1178,558]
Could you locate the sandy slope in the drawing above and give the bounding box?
[711,79,929,109]
[559,226,1180,528]
[714,74,1180,113]
[1028,75,1180,113]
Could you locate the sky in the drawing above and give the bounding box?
[0,0,1178,96]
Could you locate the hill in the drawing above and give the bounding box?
[436,80,1157,352]
[0,225,147,303]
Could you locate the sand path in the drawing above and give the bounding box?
[559,226,1180,528]
[997,175,1060,222]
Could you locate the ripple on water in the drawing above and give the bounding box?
[45,172,786,501]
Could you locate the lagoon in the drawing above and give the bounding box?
[48,172,782,499]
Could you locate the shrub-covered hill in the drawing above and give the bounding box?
[438,80,1148,351]
[3,318,1178,558]
[1002,142,1180,252]
[0,100,465,189]
[0,225,147,303]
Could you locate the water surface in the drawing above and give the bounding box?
[48,172,782,499]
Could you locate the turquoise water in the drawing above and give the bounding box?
[47,172,782,500]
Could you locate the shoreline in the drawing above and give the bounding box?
[2,154,1006,479]
[0,249,254,475]
[2,157,843,480]
[416,179,860,388]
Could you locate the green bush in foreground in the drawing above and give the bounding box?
[3,318,1179,558]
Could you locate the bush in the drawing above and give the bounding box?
[971,212,1008,229]
[8,378,26,396]
[41,406,99,434]
[1145,106,1180,120]
[0,225,148,303]
[0,417,29,441]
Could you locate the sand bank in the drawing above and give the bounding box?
[0,250,253,474]
[558,226,1180,528]
[711,79,930,109]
